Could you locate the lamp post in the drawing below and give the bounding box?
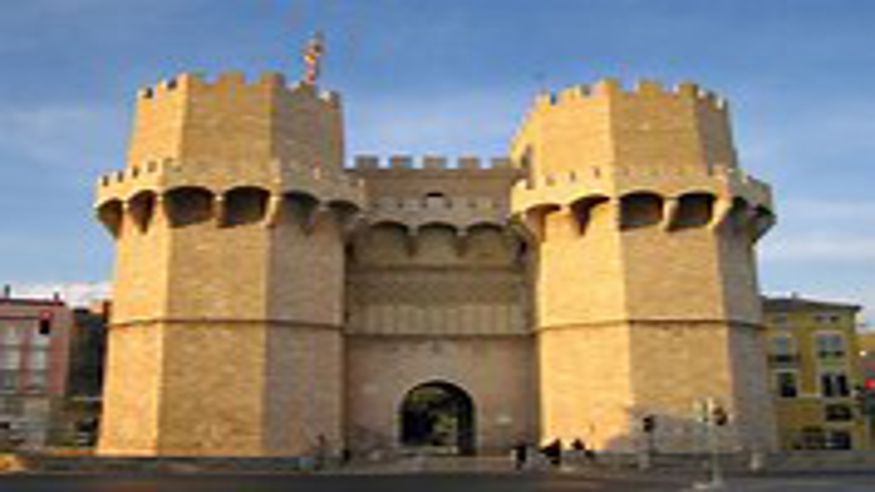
[692,398,727,490]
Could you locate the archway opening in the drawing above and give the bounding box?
[400,381,476,455]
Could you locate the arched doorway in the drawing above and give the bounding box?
[399,381,476,455]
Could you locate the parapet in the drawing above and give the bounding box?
[512,162,772,218]
[135,71,341,107]
[365,193,507,232]
[534,78,727,111]
[95,157,365,209]
[512,77,737,173]
[350,155,517,172]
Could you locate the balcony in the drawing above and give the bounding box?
[768,353,801,365]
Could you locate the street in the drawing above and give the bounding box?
[2,472,875,492]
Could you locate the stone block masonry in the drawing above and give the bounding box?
[95,65,777,456]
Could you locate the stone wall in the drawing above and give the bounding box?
[344,335,536,453]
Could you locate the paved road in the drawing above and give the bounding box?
[2,472,875,492]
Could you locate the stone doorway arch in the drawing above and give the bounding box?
[399,381,476,455]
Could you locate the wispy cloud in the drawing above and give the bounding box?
[0,104,126,173]
[347,87,529,158]
[777,198,875,223]
[737,95,875,180]
[9,281,110,308]
[761,234,875,263]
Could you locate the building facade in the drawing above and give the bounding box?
[0,288,72,448]
[63,301,109,446]
[763,296,869,450]
[94,67,777,457]
[859,332,875,388]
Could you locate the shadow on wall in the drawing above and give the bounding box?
[97,187,361,237]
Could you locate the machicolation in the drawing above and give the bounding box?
[95,65,779,459]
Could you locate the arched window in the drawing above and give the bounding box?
[520,146,534,183]
[165,187,214,228]
[423,191,449,208]
[284,191,319,228]
[620,192,663,230]
[129,191,157,233]
[674,193,715,229]
[223,187,269,227]
[570,195,610,234]
[97,199,124,237]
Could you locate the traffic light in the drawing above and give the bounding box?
[642,415,656,433]
[38,311,53,335]
[854,384,875,417]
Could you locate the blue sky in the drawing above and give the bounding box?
[1,0,874,322]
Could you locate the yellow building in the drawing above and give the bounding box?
[763,296,868,450]
[858,332,875,385]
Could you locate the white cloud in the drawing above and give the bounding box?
[777,198,875,223]
[0,104,126,172]
[761,234,875,263]
[347,88,528,158]
[737,95,875,176]
[8,281,111,308]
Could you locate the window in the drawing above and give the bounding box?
[0,350,20,370]
[815,332,845,359]
[820,372,850,398]
[775,371,798,398]
[824,404,854,422]
[825,430,852,450]
[521,146,534,182]
[0,397,21,415]
[800,426,825,450]
[26,371,47,393]
[31,327,50,347]
[28,350,48,371]
[769,335,798,364]
[423,192,449,208]
[0,371,18,393]
[1,326,23,345]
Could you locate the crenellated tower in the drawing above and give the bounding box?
[511,79,777,452]
[93,53,782,458]
[95,71,362,456]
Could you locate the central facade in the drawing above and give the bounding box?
[94,70,777,457]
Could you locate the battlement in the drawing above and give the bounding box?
[349,155,516,172]
[95,157,364,208]
[512,161,773,221]
[512,77,739,178]
[518,162,764,190]
[128,70,345,167]
[136,71,341,107]
[532,78,727,111]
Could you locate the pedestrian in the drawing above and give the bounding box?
[513,441,528,470]
[570,438,586,466]
[584,448,597,463]
[541,438,562,467]
[314,434,328,470]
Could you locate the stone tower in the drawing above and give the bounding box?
[511,79,777,452]
[95,72,362,455]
